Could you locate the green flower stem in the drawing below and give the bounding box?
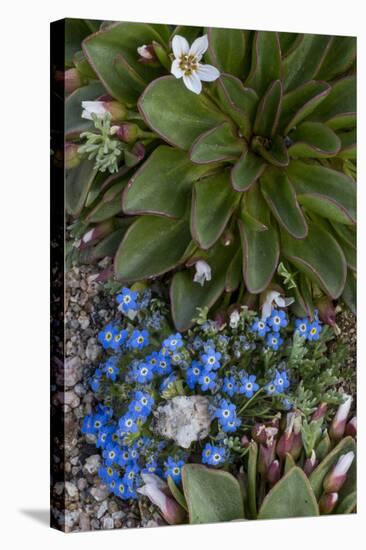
[238,388,265,415]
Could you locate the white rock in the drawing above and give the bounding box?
[102,516,114,529]
[65,481,79,500]
[153,396,211,449]
[97,500,108,519]
[83,454,101,475]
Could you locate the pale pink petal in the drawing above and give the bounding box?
[196,63,220,82]
[172,35,189,58]
[183,72,202,94]
[171,59,183,79]
[189,34,209,61]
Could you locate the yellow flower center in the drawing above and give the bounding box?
[179,54,198,75]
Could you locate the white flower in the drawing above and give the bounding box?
[171,34,220,94]
[229,310,240,329]
[333,451,355,477]
[81,101,108,120]
[334,394,353,424]
[137,44,154,60]
[261,290,294,320]
[193,260,212,286]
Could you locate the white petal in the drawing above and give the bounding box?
[196,64,220,82]
[137,484,168,512]
[189,34,209,61]
[334,451,355,476]
[140,473,167,490]
[183,72,202,94]
[171,59,183,79]
[81,100,107,120]
[172,35,189,58]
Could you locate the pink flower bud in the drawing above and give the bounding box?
[304,450,317,476]
[258,441,276,477]
[64,142,81,169]
[323,451,355,493]
[240,435,250,448]
[319,492,338,514]
[137,44,159,65]
[137,474,186,525]
[312,402,328,421]
[345,416,357,438]
[80,220,114,248]
[64,68,85,94]
[330,395,353,441]
[115,123,140,143]
[252,424,278,447]
[267,460,281,487]
[316,296,337,326]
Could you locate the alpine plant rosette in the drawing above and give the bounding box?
[65,23,356,331]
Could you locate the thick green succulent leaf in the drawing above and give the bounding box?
[286,161,356,225]
[191,171,240,249]
[280,81,331,134]
[217,74,258,140]
[82,22,167,104]
[342,270,356,315]
[170,241,236,330]
[337,129,356,160]
[260,167,308,238]
[85,178,127,223]
[245,31,281,96]
[225,248,242,292]
[65,18,93,67]
[167,476,188,512]
[231,147,266,192]
[247,441,258,519]
[281,222,347,299]
[279,32,300,57]
[253,80,282,138]
[66,159,98,217]
[335,491,357,515]
[114,215,191,282]
[283,34,332,92]
[123,146,210,218]
[65,81,105,138]
[170,25,201,44]
[290,273,314,319]
[239,185,280,293]
[288,122,341,158]
[309,436,356,499]
[88,224,132,262]
[206,27,247,78]
[190,122,244,164]
[138,76,227,150]
[258,467,319,519]
[309,76,356,130]
[331,221,356,249]
[182,464,245,524]
[73,50,97,79]
[253,135,289,167]
[315,36,356,82]
[339,239,356,272]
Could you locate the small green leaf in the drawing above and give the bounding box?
[217,74,258,140]
[191,172,240,249]
[65,81,105,138]
[289,122,341,158]
[167,476,188,512]
[253,80,283,138]
[182,464,245,524]
[280,80,331,135]
[281,221,347,299]
[206,27,247,78]
[260,167,308,238]
[315,36,356,82]
[245,31,282,96]
[286,161,356,225]
[114,215,191,282]
[253,135,289,167]
[258,467,319,519]
[123,146,210,218]
[337,129,356,160]
[247,441,258,519]
[190,122,244,164]
[309,76,356,130]
[231,147,266,192]
[284,453,296,474]
[66,159,98,217]
[170,241,236,331]
[283,34,332,92]
[309,436,356,499]
[83,22,166,104]
[138,76,227,150]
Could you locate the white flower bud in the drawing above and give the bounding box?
[193,260,211,286]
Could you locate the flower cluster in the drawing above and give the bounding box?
[82,286,329,502]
